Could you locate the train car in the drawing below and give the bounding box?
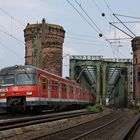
[0,65,95,113]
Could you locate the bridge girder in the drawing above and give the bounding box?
[69,55,132,107]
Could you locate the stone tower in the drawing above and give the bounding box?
[24,18,65,76]
[132,36,140,106]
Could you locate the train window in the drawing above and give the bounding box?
[82,91,84,96]
[16,73,37,85]
[0,74,15,86]
[69,85,73,93]
[75,88,78,95]
[42,79,46,90]
[62,84,67,92]
[83,92,85,96]
[51,81,58,91]
[80,89,82,96]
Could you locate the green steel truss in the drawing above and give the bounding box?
[69,55,132,107]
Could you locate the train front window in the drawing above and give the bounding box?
[16,73,37,85]
[0,75,15,86]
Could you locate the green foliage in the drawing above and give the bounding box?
[86,103,103,113]
[133,108,140,114]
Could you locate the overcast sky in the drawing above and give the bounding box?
[0,0,140,77]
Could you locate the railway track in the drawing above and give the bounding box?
[0,109,89,131]
[0,108,112,140]
[29,110,125,140]
[113,113,140,140]
[1,108,136,140]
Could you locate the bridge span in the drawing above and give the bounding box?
[69,55,132,107]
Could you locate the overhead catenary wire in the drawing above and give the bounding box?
[0,41,23,59]
[91,0,127,56]
[66,0,127,59]
[66,0,101,35]
[0,1,133,72]
[69,1,128,57]
[0,7,66,68]
[0,3,112,59]
[65,35,106,43]
[0,7,24,27]
[0,7,25,45]
[99,0,132,58]
[67,32,101,38]
[103,0,114,15]
[109,22,134,39]
[0,7,25,65]
[74,0,115,43]
[74,0,103,35]
[91,0,110,23]
[103,0,115,25]
[115,13,140,20]
[66,0,113,44]
[0,28,25,45]
[103,0,136,38]
[113,13,136,38]
[106,38,131,40]
[103,0,133,57]
[110,21,140,24]
[91,0,115,37]
[65,41,107,46]
[0,24,9,33]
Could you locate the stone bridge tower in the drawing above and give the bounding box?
[132,37,140,106]
[24,18,65,76]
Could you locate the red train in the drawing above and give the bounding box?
[0,65,95,113]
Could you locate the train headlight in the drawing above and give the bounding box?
[26,91,32,96]
[0,93,6,96]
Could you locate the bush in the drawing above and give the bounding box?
[133,108,140,114]
[87,103,103,113]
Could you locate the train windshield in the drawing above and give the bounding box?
[0,74,15,86]
[16,73,37,85]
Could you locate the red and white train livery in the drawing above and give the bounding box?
[0,65,95,113]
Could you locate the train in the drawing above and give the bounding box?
[0,65,95,114]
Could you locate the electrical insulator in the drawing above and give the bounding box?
[102,13,105,17]
[99,33,103,37]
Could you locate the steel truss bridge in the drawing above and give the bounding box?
[69,55,133,107]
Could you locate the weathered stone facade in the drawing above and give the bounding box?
[132,37,140,105]
[24,18,65,76]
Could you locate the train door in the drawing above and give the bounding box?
[38,75,49,105]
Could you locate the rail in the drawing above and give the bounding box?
[113,113,140,140]
[71,113,123,140]
[0,110,88,131]
[30,110,122,140]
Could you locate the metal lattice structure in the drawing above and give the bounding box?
[69,55,132,107]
